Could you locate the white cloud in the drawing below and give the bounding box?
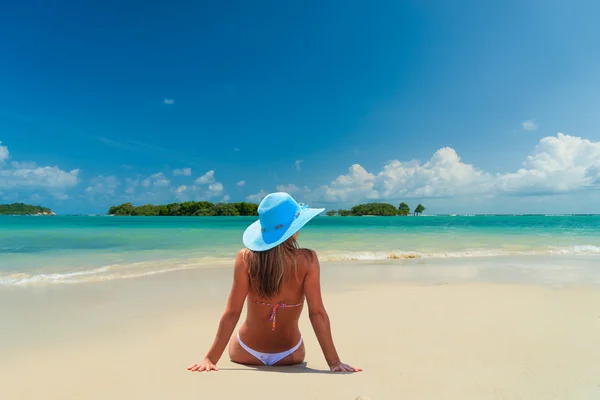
[295,160,304,171]
[208,182,223,193]
[0,166,80,190]
[195,170,215,184]
[0,141,8,163]
[494,133,600,195]
[586,165,600,185]
[85,176,120,197]
[187,181,224,199]
[0,141,80,197]
[173,167,192,176]
[223,194,231,202]
[276,184,302,194]
[123,173,178,204]
[247,190,267,203]
[163,98,175,105]
[236,180,246,187]
[315,164,379,202]
[175,185,187,194]
[142,172,170,188]
[522,120,538,131]
[124,178,138,195]
[301,133,600,205]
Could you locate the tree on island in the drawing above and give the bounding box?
[398,202,410,216]
[108,203,135,216]
[213,203,240,216]
[351,203,399,216]
[414,204,426,216]
[0,203,54,215]
[106,200,425,217]
[107,201,259,216]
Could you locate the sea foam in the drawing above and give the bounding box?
[2,245,599,287]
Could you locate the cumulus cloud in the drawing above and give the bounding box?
[173,167,192,176]
[163,98,175,105]
[0,166,80,191]
[0,141,80,198]
[287,133,600,205]
[276,184,304,194]
[494,133,600,195]
[123,173,178,204]
[195,170,215,184]
[522,120,538,131]
[0,142,8,163]
[142,172,171,188]
[223,194,231,202]
[236,180,246,187]
[208,182,223,193]
[124,178,139,195]
[85,176,120,197]
[295,160,303,171]
[247,190,267,203]
[175,185,187,194]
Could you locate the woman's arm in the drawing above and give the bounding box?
[304,251,361,373]
[188,249,249,372]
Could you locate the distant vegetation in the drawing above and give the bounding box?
[108,201,259,216]
[107,200,426,217]
[0,203,54,215]
[327,202,426,217]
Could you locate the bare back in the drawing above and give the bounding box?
[237,248,314,353]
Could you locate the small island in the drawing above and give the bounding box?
[107,200,426,217]
[0,203,56,215]
[326,202,426,216]
[108,201,260,216]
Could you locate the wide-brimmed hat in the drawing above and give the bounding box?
[243,192,324,251]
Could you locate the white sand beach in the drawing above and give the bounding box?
[2,259,600,400]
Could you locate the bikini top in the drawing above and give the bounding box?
[249,298,304,331]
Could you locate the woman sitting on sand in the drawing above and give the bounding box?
[188,192,361,373]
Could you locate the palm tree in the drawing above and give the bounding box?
[414,204,426,216]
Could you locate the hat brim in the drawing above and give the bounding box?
[243,207,324,251]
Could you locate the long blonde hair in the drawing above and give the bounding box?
[245,236,312,298]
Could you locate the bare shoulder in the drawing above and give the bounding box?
[236,248,249,258]
[296,248,319,269]
[234,248,249,269]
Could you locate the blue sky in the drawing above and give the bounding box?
[1,0,600,214]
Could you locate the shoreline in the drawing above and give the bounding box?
[2,263,599,399]
[3,253,600,288]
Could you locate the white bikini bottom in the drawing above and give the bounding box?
[236,333,303,366]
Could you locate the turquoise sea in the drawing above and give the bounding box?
[1,215,599,286]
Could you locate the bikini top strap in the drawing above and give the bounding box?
[249,298,304,330]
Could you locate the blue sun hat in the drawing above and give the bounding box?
[243,192,324,251]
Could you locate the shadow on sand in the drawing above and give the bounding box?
[218,362,351,374]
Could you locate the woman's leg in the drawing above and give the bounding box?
[228,333,263,366]
[273,342,305,366]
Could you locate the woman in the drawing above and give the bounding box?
[188,192,361,373]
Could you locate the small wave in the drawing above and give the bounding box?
[320,251,422,261]
[0,257,230,287]
[2,245,599,287]
[320,245,600,261]
[549,245,600,254]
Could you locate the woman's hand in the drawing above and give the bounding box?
[329,361,362,372]
[188,358,218,372]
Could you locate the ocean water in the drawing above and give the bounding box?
[0,215,599,286]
